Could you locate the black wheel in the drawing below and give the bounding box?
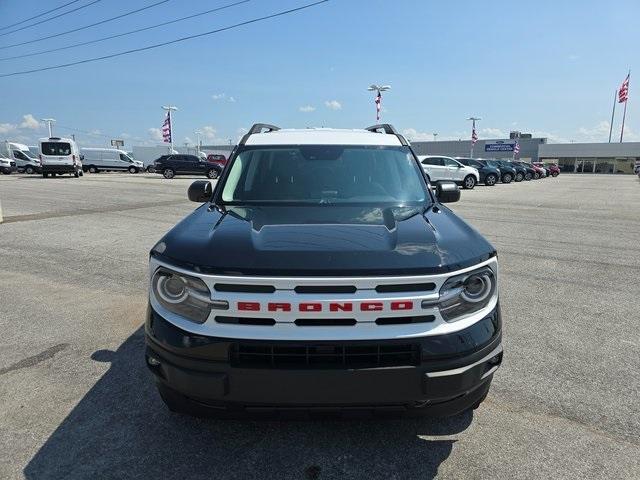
[552,172,559,177]
[463,175,476,189]
[25,166,35,174]
[533,172,540,180]
[484,174,497,186]
[146,166,155,173]
[515,172,524,182]
[163,168,175,179]
[79,170,84,177]
[207,169,219,179]
[1,170,10,175]
[128,166,138,174]
[525,172,533,181]
[88,166,97,174]
[42,173,48,178]
[74,170,79,178]
[502,173,513,184]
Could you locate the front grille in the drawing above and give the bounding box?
[231,343,420,369]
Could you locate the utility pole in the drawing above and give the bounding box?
[41,118,56,137]
[161,105,178,153]
[467,117,481,157]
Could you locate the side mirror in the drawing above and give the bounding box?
[435,181,460,203]
[188,180,213,202]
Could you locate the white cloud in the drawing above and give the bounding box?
[212,93,236,103]
[20,114,40,130]
[402,128,434,141]
[89,129,102,136]
[299,105,316,113]
[201,125,217,140]
[324,100,342,110]
[148,128,163,141]
[576,121,611,142]
[0,123,17,134]
[184,136,193,145]
[530,130,569,144]
[480,127,507,139]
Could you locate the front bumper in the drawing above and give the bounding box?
[1,165,16,173]
[145,304,503,415]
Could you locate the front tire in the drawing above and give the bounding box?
[88,166,98,174]
[207,169,219,179]
[163,168,175,179]
[524,172,533,181]
[533,172,540,180]
[25,166,35,174]
[463,175,476,189]
[515,172,524,182]
[502,173,513,184]
[552,172,559,177]
[484,173,497,186]
[128,166,138,174]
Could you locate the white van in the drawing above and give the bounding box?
[1,141,41,174]
[81,147,144,174]
[39,137,83,178]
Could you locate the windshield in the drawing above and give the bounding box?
[41,142,71,156]
[220,145,428,205]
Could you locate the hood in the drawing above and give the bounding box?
[156,204,495,276]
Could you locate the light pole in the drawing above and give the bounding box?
[161,105,178,153]
[367,84,391,121]
[195,130,202,156]
[432,133,438,142]
[467,117,481,157]
[41,118,56,137]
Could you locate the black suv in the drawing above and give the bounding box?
[145,123,503,418]
[479,159,515,184]
[493,160,527,182]
[153,154,222,179]
[456,158,501,186]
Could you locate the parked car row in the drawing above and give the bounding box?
[417,155,559,189]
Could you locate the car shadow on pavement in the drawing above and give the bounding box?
[24,327,473,480]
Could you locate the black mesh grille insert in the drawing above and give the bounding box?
[375,315,436,325]
[375,282,436,293]
[215,316,276,326]
[294,285,357,294]
[231,343,420,369]
[214,284,275,293]
[294,318,356,326]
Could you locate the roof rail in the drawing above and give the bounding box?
[239,123,280,145]
[365,124,399,135]
[365,124,408,146]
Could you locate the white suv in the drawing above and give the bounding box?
[418,155,480,189]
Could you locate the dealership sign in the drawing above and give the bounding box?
[485,141,516,152]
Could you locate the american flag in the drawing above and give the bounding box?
[513,141,520,156]
[471,125,478,145]
[161,112,172,143]
[619,74,630,103]
[375,90,381,121]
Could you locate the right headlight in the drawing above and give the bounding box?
[437,266,496,322]
[151,268,213,323]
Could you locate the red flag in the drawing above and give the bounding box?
[619,74,630,103]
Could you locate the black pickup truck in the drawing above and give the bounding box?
[145,124,503,417]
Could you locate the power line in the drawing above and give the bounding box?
[0,0,330,78]
[0,0,84,31]
[0,0,251,61]
[0,0,103,38]
[0,0,170,49]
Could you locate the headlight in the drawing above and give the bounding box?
[436,266,496,322]
[151,268,212,323]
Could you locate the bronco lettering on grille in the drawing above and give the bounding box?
[237,301,414,312]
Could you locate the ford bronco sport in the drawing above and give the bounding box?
[145,124,503,417]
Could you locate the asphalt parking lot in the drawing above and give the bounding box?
[1,172,639,479]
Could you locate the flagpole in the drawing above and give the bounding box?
[608,89,617,143]
[620,71,630,143]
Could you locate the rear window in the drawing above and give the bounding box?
[41,142,71,156]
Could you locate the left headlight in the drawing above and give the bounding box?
[151,268,212,323]
[436,266,496,322]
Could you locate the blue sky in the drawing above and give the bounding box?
[0,0,639,147]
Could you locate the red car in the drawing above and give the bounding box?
[529,163,545,179]
[207,154,227,166]
[545,163,560,177]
